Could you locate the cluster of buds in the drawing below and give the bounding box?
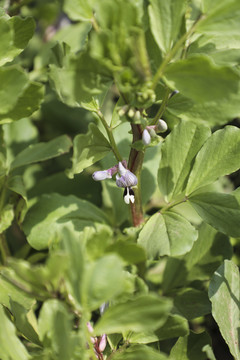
[118,105,141,123]
[87,322,107,359]
[142,119,168,145]
[92,161,138,205]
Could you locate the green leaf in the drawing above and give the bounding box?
[154,313,189,340]
[0,204,14,232]
[83,254,125,310]
[0,66,29,115]
[167,90,240,127]
[38,299,74,360]
[22,193,109,250]
[49,51,111,111]
[112,344,168,360]
[0,305,30,360]
[63,0,93,21]
[0,272,34,310]
[94,294,172,335]
[198,0,240,36]
[189,192,240,237]
[162,223,232,292]
[67,123,111,178]
[127,313,188,346]
[10,135,72,170]
[106,240,146,264]
[10,300,41,346]
[0,16,35,66]
[158,120,211,201]
[174,288,211,320]
[164,55,240,102]
[8,175,27,203]
[148,0,186,54]
[186,126,240,194]
[170,332,212,360]
[209,260,240,360]
[138,211,198,259]
[0,82,44,125]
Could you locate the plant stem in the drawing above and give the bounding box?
[128,124,145,227]
[96,110,122,162]
[151,14,206,89]
[0,234,10,265]
[160,196,188,213]
[151,87,172,125]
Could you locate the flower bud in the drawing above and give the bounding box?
[92,170,112,181]
[116,163,138,188]
[98,334,107,352]
[128,108,135,118]
[142,129,151,145]
[157,119,168,133]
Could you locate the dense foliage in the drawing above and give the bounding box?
[0,0,240,359]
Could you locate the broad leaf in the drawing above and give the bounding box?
[189,192,240,237]
[138,211,198,259]
[158,120,210,201]
[162,223,232,292]
[0,66,29,115]
[0,305,29,360]
[174,288,211,320]
[106,241,146,265]
[164,55,240,102]
[112,344,168,360]
[94,294,171,335]
[167,90,240,127]
[63,0,93,21]
[83,254,125,310]
[0,82,44,125]
[209,260,240,360]
[38,299,74,360]
[154,313,189,340]
[198,0,240,37]
[10,135,72,170]
[22,193,109,250]
[170,332,212,360]
[0,16,35,66]
[148,0,186,54]
[186,126,240,194]
[67,123,111,178]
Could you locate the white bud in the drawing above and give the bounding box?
[92,170,112,181]
[142,129,151,145]
[123,187,135,204]
[157,119,168,133]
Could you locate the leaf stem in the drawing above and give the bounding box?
[0,234,10,265]
[151,87,172,125]
[96,110,123,162]
[151,14,206,89]
[128,124,145,227]
[160,196,188,213]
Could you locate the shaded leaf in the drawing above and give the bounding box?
[189,192,240,237]
[22,193,109,250]
[94,294,171,335]
[0,305,29,360]
[209,260,240,360]
[67,123,111,178]
[11,135,72,170]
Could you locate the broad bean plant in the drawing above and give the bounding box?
[0,0,240,359]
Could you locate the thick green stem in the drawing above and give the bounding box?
[128,124,145,227]
[152,14,206,89]
[96,110,122,162]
